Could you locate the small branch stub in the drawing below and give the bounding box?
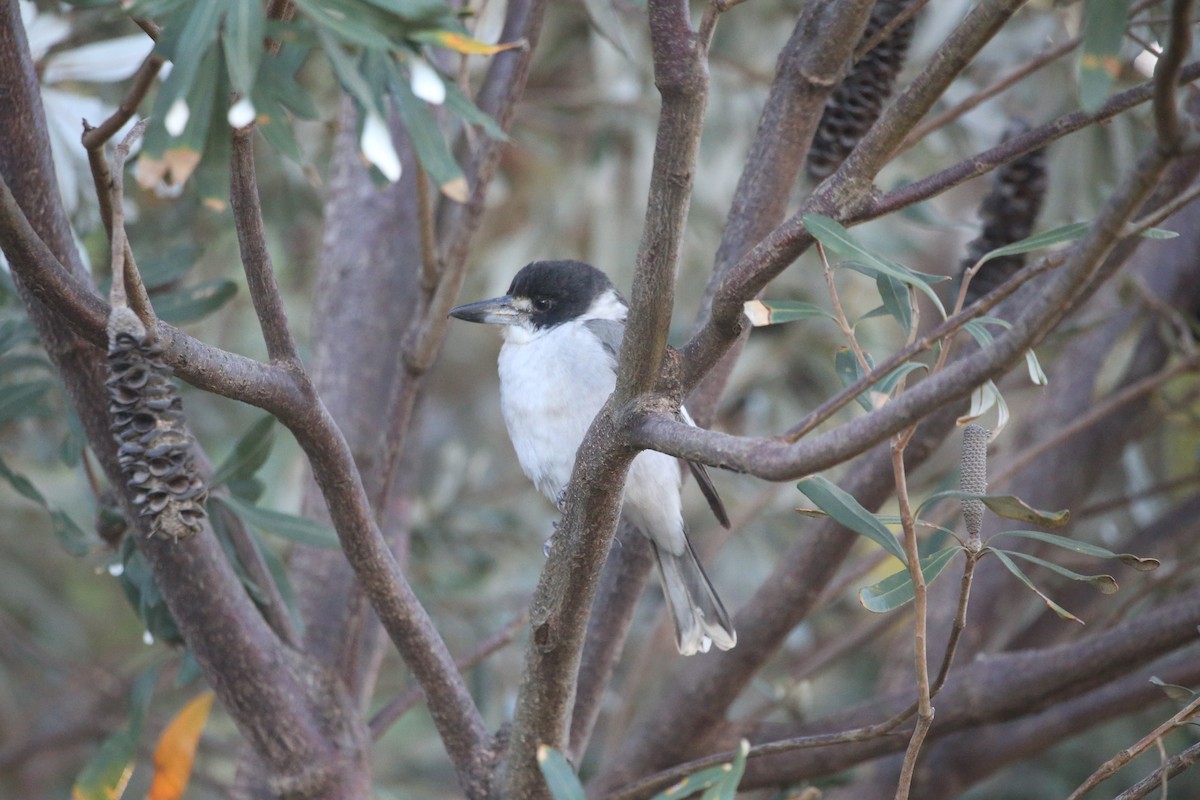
[960,423,989,545]
[107,307,208,541]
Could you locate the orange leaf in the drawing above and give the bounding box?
[420,30,523,55]
[147,692,214,800]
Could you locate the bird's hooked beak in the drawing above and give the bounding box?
[448,295,521,326]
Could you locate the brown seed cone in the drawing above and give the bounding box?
[806,0,918,180]
[106,308,207,541]
[961,121,1048,303]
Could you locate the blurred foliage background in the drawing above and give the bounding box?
[2,0,1199,797]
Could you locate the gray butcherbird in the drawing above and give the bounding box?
[449,259,736,655]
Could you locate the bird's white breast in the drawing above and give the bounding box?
[498,322,617,503]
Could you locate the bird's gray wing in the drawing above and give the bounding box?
[584,318,625,369]
[679,406,731,529]
[586,318,730,528]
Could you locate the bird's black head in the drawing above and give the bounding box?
[449,259,626,335]
[506,260,620,330]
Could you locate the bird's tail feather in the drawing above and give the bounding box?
[653,539,736,656]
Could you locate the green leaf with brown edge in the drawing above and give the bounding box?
[72,730,137,800]
[1079,0,1130,112]
[742,299,834,327]
[388,61,469,202]
[536,745,585,800]
[211,415,277,488]
[798,476,907,564]
[989,529,1159,571]
[859,547,962,613]
[994,548,1118,594]
[989,548,1082,623]
[649,740,750,800]
[916,490,1069,528]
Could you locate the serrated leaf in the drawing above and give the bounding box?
[859,547,962,612]
[536,746,585,800]
[71,730,136,800]
[995,548,1118,594]
[412,29,524,55]
[0,380,52,425]
[990,548,1082,623]
[211,416,277,488]
[1079,0,1130,112]
[743,299,833,327]
[798,476,906,564]
[153,280,238,324]
[213,495,340,549]
[804,214,948,317]
[989,530,1159,571]
[148,692,214,800]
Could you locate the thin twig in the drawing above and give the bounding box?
[854,0,931,62]
[106,121,154,331]
[415,161,441,293]
[81,51,163,152]
[989,353,1200,490]
[1152,0,1193,152]
[368,612,526,739]
[902,37,1079,151]
[890,436,931,800]
[820,242,872,374]
[1066,693,1200,799]
[1116,739,1200,800]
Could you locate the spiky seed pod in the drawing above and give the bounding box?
[806,0,918,181]
[961,121,1048,303]
[959,423,989,546]
[106,307,207,541]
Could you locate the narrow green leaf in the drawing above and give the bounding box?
[917,491,1069,528]
[875,273,913,334]
[294,0,394,49]
[211,416,277,488]
[153,279,238,324]
[359,0,458,23]
[835,347,875,411]
[995,548,1118,594]
[213,495,340,549]
[220,0,266,94]
[0,380,52,425]
[989,530,1160,571]
[128,663,162,735]
[798,476,907,564]
[859,547,962,612]
[989,548,1083,623]
[742,299,834,327]
[317,29,385,116]
[804,213,948,317]
[1150,676,1200,703]
[1139,227,1178,240]
[1079,0,1130,112]
[389,65,469,201]
[872,362,928,398]
[0,452,47,505]
[72,730,137,800]
[138,243,203,289]
[442,81,508,141]
[699,739,749,800]
[536,746,586,800]
[51,510,93,557]
[976,222,1091,264]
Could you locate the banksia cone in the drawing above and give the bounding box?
[959,424,989,544]
[806,0,918,180]
[961,121,1048,303]
[107,307,207,541]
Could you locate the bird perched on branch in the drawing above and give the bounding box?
[449,260,736,655]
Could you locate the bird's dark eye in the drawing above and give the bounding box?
[532,297,553,312]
